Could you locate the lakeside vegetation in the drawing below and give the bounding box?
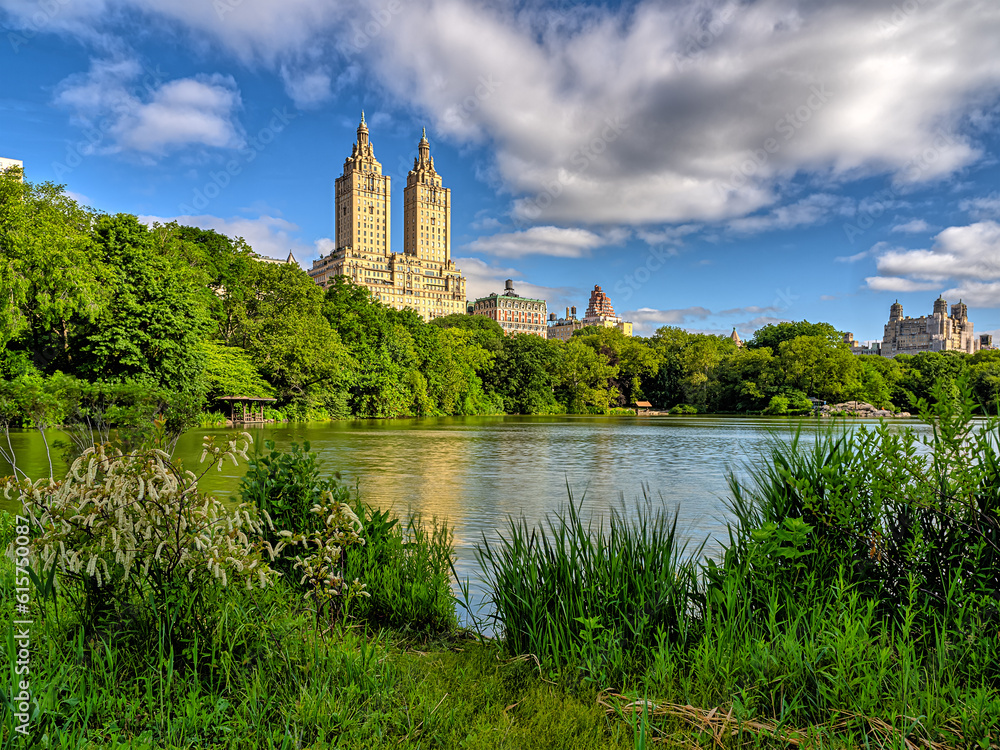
[4,169,1000,431]
[2,380,999,748]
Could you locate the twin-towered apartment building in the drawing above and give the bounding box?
[308,117,633,339]
[308,115,467,321]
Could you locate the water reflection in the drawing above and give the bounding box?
[1,415,934,602]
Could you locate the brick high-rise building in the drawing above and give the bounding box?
[309,116,466,321]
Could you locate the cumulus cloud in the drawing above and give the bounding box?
[54,57,244,157]
[13,0,1000,226]
[453,256,575,307]
[877,221,1000,280]
[369,0,994,225]
[864,220,1000,297]
[960,193,1000,220]
[941,281,1000,308]
[280,65,333,109]
[464,226,611,258]
[728,194,853,235]
[138,212,330,264]
[624,304,785,335]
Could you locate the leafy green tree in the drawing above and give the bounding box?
[712,346,780,412]
[554,338,618,413]
[198,341,275,400]
[488,334,562,414]
[576,327,657,406]
[778,335,863,403]
[747,320,843,352]
[75,214,210,392]
[0,170,109,371]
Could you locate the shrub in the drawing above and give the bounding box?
[6,434,280,651]
[669,404,697,415]
[239,440,457,631]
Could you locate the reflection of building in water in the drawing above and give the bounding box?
[881,297,978,357]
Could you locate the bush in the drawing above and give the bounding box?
[7,434,279,649]
[344,505,456,632]
[239,440,456,631]
[669,404,697,415]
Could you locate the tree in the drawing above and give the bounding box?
[576,327,658,406]
[75,214,210,392]
[554,338,618,413]
[747,320,843,352]
[778,335,862,403]
[0,170,109,372]
[488,334,562,414]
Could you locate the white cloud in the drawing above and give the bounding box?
[280,65,333,109]
[864,276,940,292]
[877,221,1000,280]
[464,226,609,258]
[941,281,1000,308]
[960,193,1000,220]
[452,256,575,307]
[54,58,244,157]
[625,306,712,334]
[138,212,331,265]
[865,220,1000,295]
[728,194,853,235]
[891,218,932,233]
[15,0,1000,225]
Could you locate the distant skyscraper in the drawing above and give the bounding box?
[309,117,466,321]
[404,128,451,264]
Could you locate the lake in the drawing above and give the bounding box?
[0,415,931,601]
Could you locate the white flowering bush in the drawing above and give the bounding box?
[277,490,370,626]
[4,432,284,642]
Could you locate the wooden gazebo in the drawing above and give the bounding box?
[634,400,653,414]
[216,396,277,424]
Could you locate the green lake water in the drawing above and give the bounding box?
[0,415,931,594]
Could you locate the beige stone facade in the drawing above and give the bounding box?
[309,117,466,320]
[547,285,633,341]
[881,297,978,357]
[0,157,23,180]
[471,280,547,337]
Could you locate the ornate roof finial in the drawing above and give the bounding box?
[422,127,426,139]
[361,109,366,124]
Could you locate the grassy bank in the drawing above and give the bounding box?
[3,381,1000,748]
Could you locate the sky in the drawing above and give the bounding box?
[2,0,999,342]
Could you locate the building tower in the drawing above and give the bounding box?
[889,300,903,321]
[335,112,391,255]
[404,128,451,263]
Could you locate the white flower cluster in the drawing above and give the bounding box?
[4,433,282,594]
[282,491,369,611]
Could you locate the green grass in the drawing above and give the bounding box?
[3,377,1000,748]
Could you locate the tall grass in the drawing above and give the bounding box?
[476,489,702,686]
[476,378,1000,745]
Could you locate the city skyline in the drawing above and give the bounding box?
[2,0,999,342]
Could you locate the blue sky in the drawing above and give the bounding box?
[2,0,999,341]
